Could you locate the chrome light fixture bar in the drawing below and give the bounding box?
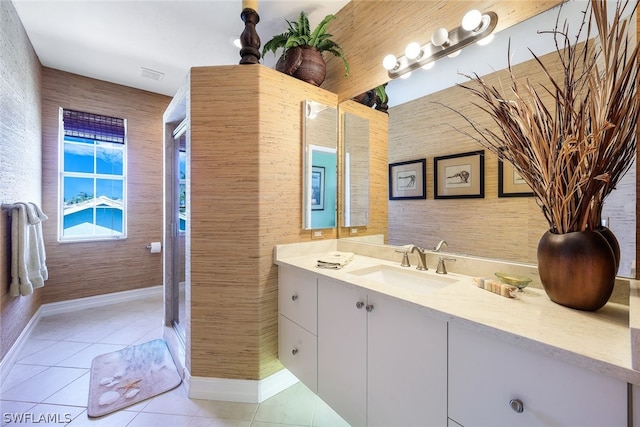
[383,10,498,79]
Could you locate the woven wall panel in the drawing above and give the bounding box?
[0,0,43,362]
[40,69,170,304]
[187,65,339,379]
[324,0,563,101]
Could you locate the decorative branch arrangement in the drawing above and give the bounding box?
[455,0,639,234]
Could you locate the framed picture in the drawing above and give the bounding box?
[311,166,325,210]
[434,150,484,199]
[389,159,426,200]
[498,159,534,197]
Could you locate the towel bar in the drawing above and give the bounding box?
[2,203,18,215]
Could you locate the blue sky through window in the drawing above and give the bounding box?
[61,134,125,239]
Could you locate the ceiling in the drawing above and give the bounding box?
[12,0,350,97]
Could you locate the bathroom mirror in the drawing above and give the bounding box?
[342,112,370,227]
[303,100,338,230]
[381,1,636,278]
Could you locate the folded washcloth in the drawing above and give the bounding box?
[317,251,354,269]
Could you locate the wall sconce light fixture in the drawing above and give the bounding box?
[305,100,330,119]
[383,10,498,79]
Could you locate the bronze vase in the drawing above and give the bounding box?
[276,46,326,86]
[537,228,618,311]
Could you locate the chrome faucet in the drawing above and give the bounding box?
[406,245,428,271]
[433,240,448,252]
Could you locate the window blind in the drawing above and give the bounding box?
[62,109,125,144]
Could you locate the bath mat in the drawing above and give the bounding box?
[87,339,182,418]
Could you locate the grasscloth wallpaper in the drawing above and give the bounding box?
[39,69,170,304]
[0,0,42,362]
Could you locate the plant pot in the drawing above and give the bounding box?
[276,46,326,86]
[537,228,618,311]
[353,90,376,107]
[598,226,621,271]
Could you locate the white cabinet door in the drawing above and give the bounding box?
[278,314,318,392]
[449,323,627,427]
[279,266,317,334]
[318,277,368,427]
[367,293,448,427]
[632,384,640,427]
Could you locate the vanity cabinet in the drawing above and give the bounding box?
[278,266,318,392]
[448,323,627,427]
[317,276,448,427]
[278,262,631,427]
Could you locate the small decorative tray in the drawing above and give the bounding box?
[495,272,532,291]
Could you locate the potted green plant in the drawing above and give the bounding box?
[352,84,389,113]
[455,0,638,311]
[373,84,389,113]
[262,11,349,86]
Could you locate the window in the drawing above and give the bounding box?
[173,125,187,234]
[59,109,127,241]
[179,148,186,233]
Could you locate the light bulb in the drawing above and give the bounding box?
[382,54,398,70]
[421,62,434,70]
[306,103,317,119]
[447,50,461,58]
[431,27,449,47]
[400,71,412,79]
[405,42,422,60]
[477,34,495,46]
[462,9,483,31]
[233,38,242,49]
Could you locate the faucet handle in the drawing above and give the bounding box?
[395,249,411,267]
[434,240,448,252]
[436,256,456,274]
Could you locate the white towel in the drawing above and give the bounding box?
[29,202,48,283]
[9,202,48,297]
[10,204,32,296]
[317,251,354,269]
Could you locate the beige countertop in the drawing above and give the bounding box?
[275,239,640,386]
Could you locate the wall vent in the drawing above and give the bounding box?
[140,67,164,81]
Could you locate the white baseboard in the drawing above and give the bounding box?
[40,285,163,316]
[0,285,163,385]
[186,368,299,403]
[0,305,44,386]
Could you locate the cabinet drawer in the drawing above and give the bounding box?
[279,314,317,393]
[278,266,317,334]
[448,324,627,427]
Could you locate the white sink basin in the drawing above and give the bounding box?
[348,264,458,295]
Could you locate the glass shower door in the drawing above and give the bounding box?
[171,123,187,341]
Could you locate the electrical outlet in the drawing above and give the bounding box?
[313,230,323,238]
[350,228,358,235]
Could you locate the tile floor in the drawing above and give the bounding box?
[0,293,350,427]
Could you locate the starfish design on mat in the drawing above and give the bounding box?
[118,379,142,394]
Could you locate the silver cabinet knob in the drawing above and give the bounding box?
[356,301,365,309]
[509,398,524,413]
[291,294,298,301]
[366,304,374,312]
[292,348,298,355]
